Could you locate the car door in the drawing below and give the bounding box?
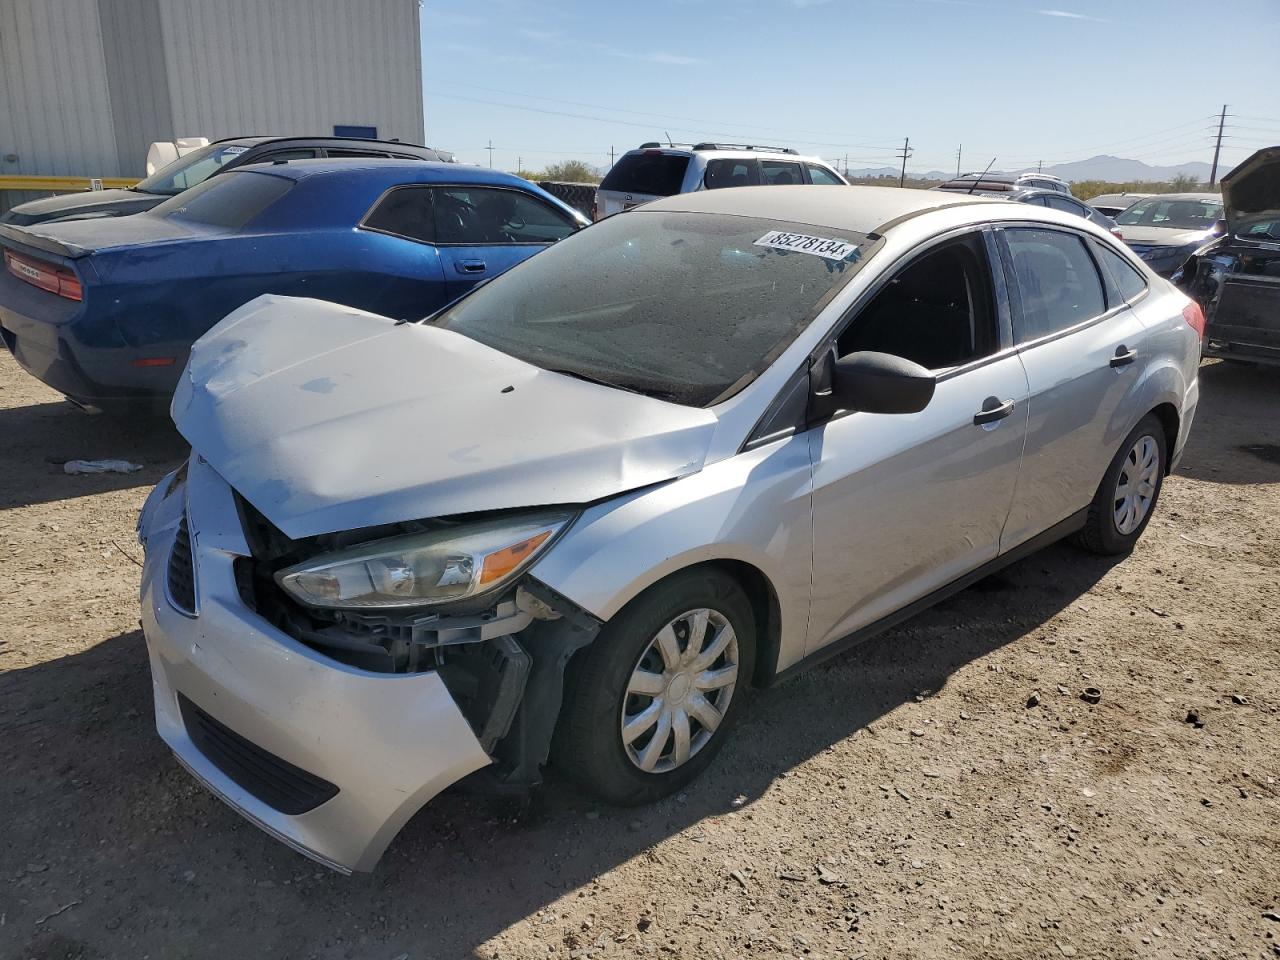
[996,225,1151,551]
[433,185,579,300]
[804,229,1030,652]
[356,185,449,317]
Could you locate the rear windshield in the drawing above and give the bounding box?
[1116,196,1222,230]
[150,171,293,228]
[134,142,257,197]
[599,153,690,197]
[435,211,875,407]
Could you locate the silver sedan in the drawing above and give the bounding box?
[138,185,1203,872]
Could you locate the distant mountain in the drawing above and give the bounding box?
[847,154,1217,184]
[1038,155,1213,183]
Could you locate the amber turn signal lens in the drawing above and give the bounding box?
[478,530,553,586]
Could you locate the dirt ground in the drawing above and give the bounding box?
[1,351,1277,960]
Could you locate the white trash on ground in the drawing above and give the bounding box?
[63,459,144,475]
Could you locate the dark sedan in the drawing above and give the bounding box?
[0,136,455,227]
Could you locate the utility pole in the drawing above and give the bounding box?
[897,137,912,187]
[1209,103,1227,186]
[844,153,849,176]
[956,144,962,177]
[1037,159,1043,173]
[609,145,615,167]
[486,140,494,168]
[517,156,522,175]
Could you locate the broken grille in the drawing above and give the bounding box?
[167,515,197,616]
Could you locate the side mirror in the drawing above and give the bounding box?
[830,351,936,415]
[1211,218,1228,236]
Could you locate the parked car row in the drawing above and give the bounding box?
[4,132,1263,875]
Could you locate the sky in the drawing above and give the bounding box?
[419,0,1280,177]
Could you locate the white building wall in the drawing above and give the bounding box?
[158,0,424,146]
[0,0,120,176]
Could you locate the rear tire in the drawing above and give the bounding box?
[552,568,756,806]
[1075,413,1167,555]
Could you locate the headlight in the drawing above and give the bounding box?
[275,511,571,610]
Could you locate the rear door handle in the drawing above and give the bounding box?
[1110,345,1137,368]
[456,259,487,275]
[973,396,1015,425]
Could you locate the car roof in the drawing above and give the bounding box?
[622,146,825,163]
[1136,192,1222,202]
[229,158,520,185]
[638,184,1002,235]
[213,134,436,151]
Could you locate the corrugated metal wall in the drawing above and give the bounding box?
[0,0,424,197]
[158,0,425,145]
[99,0,175,175]
[0,0,120,176]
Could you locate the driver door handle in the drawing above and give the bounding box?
[456,259,487,275]
[973,397,1015,425]
[1110,345,1137,368]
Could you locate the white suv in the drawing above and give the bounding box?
[593,142,846,220]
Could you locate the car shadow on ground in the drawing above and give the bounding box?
[2,540,1121,960]
[0,400,187,509]
[1175,360,1278,486]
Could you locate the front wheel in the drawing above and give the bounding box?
[1075,414,1168,555]
[552,568,756,805]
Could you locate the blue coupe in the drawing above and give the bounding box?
[0,160,587,410]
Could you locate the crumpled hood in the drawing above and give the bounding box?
[1221,146,1280,235]
[1117,225,1213,248]
[172,295,718,539]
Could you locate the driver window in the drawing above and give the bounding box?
[433,187,577,245]
[837,234,997,371]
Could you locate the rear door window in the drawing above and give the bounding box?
[761,160,803,185]
[433,187,578,244]
[806,164,844,185]
[1046,195,1084,217]
[151,171,293,228]
[325,148,391,158]
[1004,227,1107,341]
[599,153,690,196]
[704,158,760,189]
[251,148,318,163]
[363,186,434,243]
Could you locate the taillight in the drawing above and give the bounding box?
[4,250,82,301]
[1111,228,1124,239]
[1182,301,1206,338]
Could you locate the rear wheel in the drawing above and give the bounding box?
[1076,414,1167,555]
[552,568,756,805]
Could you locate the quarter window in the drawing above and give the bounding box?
[704,158,761,189]
[1005,228,1106,342]
[1094,243,1149,303]
[760,160,803,186]
[837,234,996,371]
[363,186,435,243]
[433,188,578,245]
[806,164,844,186]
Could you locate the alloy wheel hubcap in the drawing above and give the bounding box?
[620,608,739,774]
[1113,434,1160,535]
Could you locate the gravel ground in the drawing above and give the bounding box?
[1,352,1277,960]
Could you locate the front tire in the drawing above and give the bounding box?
[1076,413,1167,555]
[552,568,756,806]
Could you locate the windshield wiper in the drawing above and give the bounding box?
[544,367,646,396]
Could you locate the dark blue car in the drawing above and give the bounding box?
[0,159,587,410]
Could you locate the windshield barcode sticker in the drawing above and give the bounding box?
[754,231,859,261]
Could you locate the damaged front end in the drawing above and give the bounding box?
[232,495,600,790]
[1178,146,1280,365]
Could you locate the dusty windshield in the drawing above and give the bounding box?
[134,142,256,197]
[1116,196,1223,230]
[434,211,874,407]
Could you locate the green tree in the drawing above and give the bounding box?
[538,160,601,184]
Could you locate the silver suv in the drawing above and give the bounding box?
[593,142,847,219]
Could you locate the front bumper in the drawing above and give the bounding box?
[138,458,491,872]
